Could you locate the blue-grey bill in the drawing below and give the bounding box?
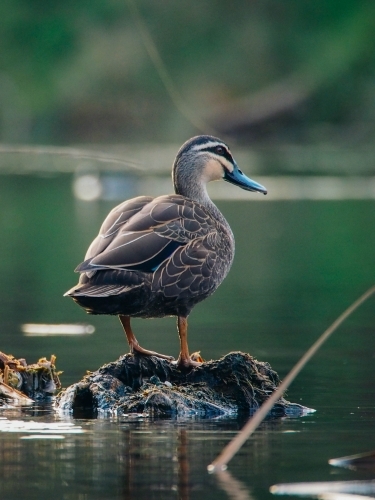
[224,167,267,194]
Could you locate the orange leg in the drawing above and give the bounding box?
[119,315,174,361]
[176,316,202,369]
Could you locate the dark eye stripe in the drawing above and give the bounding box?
[204,146,233,164]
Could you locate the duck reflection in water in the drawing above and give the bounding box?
[65,136,267,368]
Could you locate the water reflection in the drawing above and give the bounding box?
[0,411,274,499]
[0,398,375,499]
[177,430,190,499]
[21,323,95,336]
[0,417,84,435]
[216,469,255,500]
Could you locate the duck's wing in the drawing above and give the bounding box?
[83,196,154,261]
[152,231,219,300]
[76,195,215,274]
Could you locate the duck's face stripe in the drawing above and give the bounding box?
[204,147,234,172]
[191,140,228,152]
[191,141,235,173]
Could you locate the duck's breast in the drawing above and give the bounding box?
[151,204,234,310]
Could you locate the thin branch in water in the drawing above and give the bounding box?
[208,285,375,472]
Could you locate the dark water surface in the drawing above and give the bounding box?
[0,173,374,499]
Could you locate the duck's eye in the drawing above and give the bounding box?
[215,146,225,155]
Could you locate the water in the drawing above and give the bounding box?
[0,170,374,499]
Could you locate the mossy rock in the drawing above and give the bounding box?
[55,351,309,418]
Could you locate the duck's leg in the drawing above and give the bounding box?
[119,315,174,361]
[176,316,202,369]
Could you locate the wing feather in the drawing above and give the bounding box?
[76,195,217,275]
[67,284,133,297]
[85,196,153,260]
[152,233,217,299]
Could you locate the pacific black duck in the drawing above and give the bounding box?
[65,136,267,368]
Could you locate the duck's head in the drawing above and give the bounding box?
[173,135,267,202]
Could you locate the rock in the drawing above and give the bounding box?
[55,351,310,417]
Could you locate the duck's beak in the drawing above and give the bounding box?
[223,163,267,194]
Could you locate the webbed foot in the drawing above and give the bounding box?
[173,352,204,369]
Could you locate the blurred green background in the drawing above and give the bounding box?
[1,0,375,145]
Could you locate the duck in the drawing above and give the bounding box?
[65,136,267,368]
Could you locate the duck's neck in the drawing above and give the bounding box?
[174,176,231,232]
